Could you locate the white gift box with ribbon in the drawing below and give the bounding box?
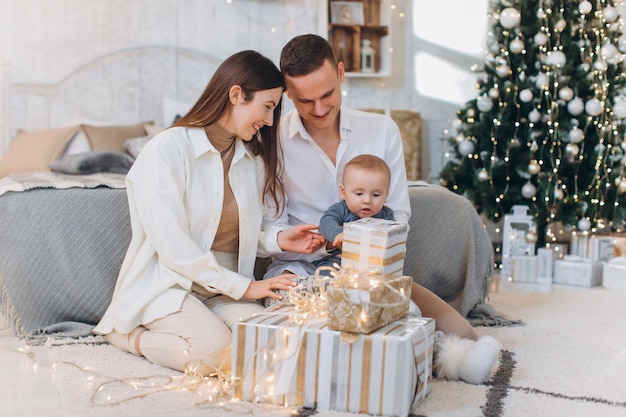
[553,255,603,287]
[511,255,538,283]
[231,304,434,417]
[602,256,626,289]
[341,218,408,276]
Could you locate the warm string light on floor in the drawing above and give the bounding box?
[2,341,254,411]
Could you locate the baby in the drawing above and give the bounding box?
[317,153,394,268]
[317,154,501,385]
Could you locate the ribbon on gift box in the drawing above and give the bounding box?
[232,305,435,415]
[322,265,412,334]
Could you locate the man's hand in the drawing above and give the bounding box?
[277,224,326,253]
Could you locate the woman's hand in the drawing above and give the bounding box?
[277,224,326,253]
[243,274,297,301]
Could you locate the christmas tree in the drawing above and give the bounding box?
[438,0,626,244]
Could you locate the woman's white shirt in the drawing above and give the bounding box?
[95,126,282,335]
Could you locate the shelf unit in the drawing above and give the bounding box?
[325,0,391,77]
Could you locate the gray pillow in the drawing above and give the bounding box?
[49,151,134,174]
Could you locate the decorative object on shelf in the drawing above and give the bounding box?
[501,205,537,278]
[330,1,364,24]
[327,0,390,75]
[360,39,376,72]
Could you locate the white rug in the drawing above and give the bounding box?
[11,286,626,417]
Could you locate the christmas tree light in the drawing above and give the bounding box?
[439,0,626,244]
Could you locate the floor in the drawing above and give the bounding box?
[0,272,584,417]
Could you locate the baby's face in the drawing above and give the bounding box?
[340,168,389,218]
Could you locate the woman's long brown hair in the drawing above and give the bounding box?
[173,50,286,214]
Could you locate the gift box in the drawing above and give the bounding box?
[602,257,626,289]
[341,218,408,276]
[537,247,560,284]
[553,255,603,287]
[511,255,538,283]
[232,305,434,417]
[571,232,615,261]
[326,269,412,334]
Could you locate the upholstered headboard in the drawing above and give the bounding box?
[2,44,223,154]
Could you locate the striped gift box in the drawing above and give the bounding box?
[231,304,434,416]
[341,218,408,276]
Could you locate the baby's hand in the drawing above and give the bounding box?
[332,233,344,249]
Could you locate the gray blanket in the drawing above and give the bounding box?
[404,184,494,317]
[0,187,130,341]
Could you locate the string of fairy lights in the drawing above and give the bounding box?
[443,0,626,243]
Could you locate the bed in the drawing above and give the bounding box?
[0,45,495,342]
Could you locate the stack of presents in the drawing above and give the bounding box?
[231,218,431,417]
[503,205,626,289]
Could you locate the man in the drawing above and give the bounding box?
[264,33,410,278]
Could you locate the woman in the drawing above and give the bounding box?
[94,50,325,376]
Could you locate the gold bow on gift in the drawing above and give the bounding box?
[321,265,412,334]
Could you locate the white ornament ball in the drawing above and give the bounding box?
[585,98,603,116]
[519,88,534,103]
[521,182,537,199]
[509,38,524,54]
[477,95,494,112]
[594,60,608,72]
[619,180,626,193]
[578,1,593,15]
[477,168,489,181]
[496,64,511,78]
[499,7,521,29]
[566,143,580,157]
[534,32,548,46]
[489,87,500,99]
[567,97,585,115]
[554,19,567,32]
[569,127,585,143]
[546,50,567,67]
[528,160,541,175]
[554,188,564,200]
[577,218,591,231]
[613,99,626,119]
[619,39,626,53]
[601,43,619,62]
[458,140,475,156]
[535,73,550,89]
[528,108,541,123]
[558,87,574,102]
[603,6,618,23]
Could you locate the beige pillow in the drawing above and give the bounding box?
[81,121,152,154]
[0,125,80,178]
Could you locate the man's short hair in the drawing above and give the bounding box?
[280,34,338,77]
